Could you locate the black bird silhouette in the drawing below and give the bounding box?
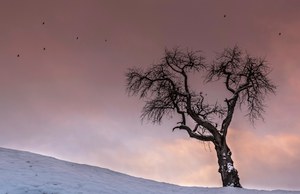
[76,37,79,40]
[42,22,45,25]
[43,47,46,50]
[279,32,282,36]
[17,54,20,57]
[224,14,226,18]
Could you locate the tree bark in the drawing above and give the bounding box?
[214,140,242,187]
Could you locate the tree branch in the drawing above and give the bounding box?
[173,125,214,142]
[126,46,276,144]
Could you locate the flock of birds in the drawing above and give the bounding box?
[16,21,108,58]
[222,14,282,36]
[15,15,282,58]
[17,22,47,58]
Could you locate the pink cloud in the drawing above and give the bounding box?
[1,0,300,191]
[228,129,300,190]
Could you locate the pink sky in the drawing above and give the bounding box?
[0,0,300,190]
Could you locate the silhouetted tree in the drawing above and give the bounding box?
[126,46,276,187]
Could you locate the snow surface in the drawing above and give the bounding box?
[0,147,298,194]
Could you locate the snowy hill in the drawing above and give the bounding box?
[0,148,298,194]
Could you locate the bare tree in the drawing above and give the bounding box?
[126,46,276,187]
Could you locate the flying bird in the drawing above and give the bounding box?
[223,14,226,18]
[43,47,46,50]
[17,54,20,57]
[42,22,45,25]
[278,32,282,36]
[76,37,79,40]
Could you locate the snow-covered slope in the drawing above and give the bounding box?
[0,148,298,194]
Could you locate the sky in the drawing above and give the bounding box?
[0,0,300,190]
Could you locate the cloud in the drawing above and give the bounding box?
[92,137,221,187]
[228,129,300,190]
[0,0,300,191]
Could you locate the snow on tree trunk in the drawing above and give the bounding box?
[215,141,242,187]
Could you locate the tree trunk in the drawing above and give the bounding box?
[214,140,242,187]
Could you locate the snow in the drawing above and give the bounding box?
[0,147,299,194]
[227,162,234,172]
